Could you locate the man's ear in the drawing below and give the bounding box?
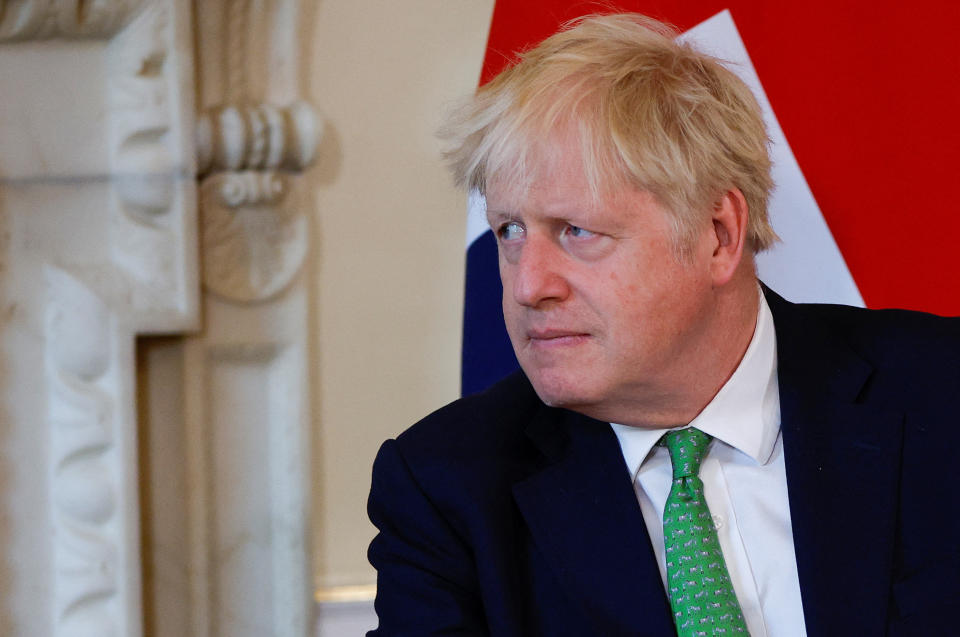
[710,188,749,286]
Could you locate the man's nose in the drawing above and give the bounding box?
[511,236,570,308]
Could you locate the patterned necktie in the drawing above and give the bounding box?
[661,428,749,636]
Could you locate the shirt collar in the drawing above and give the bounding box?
[611,289,780,478]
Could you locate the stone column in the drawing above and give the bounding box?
[184,1,320,635]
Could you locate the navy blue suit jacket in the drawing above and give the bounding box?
[367,288,960,636]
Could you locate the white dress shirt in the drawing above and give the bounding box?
[611,293,807,637]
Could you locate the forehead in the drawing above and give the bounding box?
[486,118,652,209]
[485,142,658,229]
[487,149,586,209]
[487,134,596,211]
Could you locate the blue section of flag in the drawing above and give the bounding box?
[462,230,519,396]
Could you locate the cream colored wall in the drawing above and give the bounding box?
[310,1,495,590]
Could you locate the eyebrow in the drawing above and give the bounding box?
[485,209,518,225]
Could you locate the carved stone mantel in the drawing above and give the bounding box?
[1,2,195,635]
[0,0,319,635]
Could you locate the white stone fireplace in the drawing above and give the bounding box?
[0,1,319,634]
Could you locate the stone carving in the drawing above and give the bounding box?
[193,0,323,305]
[219,170,286,207]
[196,100,320,304]
[46,267,121,637]
[1,0,191,634]
[108,2,174,222]
[103,1,198,326]
[0,0,144,41]
[197,102,321,175]
[199,171,307,303]
[187,0,318,633]
[106,2,178,300]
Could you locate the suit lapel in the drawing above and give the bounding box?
[512,406,675,637]
[767,289,903,636]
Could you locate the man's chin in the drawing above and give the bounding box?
[526,373,598,412]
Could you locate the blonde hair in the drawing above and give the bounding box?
[439,13,778,253]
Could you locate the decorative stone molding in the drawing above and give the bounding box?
[46,267,125,637]
[194,103,319,305]
[194,99,318,304]
[2,0,317,634]
[182,0,319,635]
[106,1,198,328]
[199,170,308,303]
[108,2,176,220]
[0,0,195,635]
[183,328,313,637]
[0,0,144,41]
[197,102,320,175]
[218,170,286,207]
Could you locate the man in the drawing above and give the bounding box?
[367,13,959,636]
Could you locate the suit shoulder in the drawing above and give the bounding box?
[370,372,548,539]
[797,302,960,358]
[789,302,960,402]
[392,371,543,469]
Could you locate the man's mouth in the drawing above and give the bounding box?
[526,329,590,347]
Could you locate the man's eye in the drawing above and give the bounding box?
[498,221,524,241]
[565,225,595,239]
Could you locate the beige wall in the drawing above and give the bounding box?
[310,1,495,590]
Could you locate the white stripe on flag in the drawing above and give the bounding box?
[466,188,488,246]
[682,10,863,306]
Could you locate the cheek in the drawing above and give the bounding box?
[498,261,514,300]
[604,267,690,332]
[499,273,523,328]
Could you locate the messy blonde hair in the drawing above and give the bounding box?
[439,13,778,253]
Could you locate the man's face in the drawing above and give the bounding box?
[486,142,719,423]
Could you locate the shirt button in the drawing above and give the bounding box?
[712,514,724,529]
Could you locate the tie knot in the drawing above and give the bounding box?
[661,428,712,479]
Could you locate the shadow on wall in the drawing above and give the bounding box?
[0,180,14,637]
[137,336,191,637]
[312,119,343,189]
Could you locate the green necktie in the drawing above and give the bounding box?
[661,428,749,636]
